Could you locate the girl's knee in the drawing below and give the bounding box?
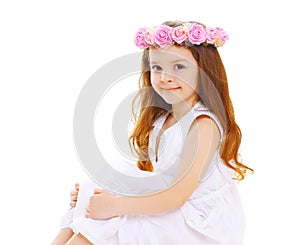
[51,228,74,245]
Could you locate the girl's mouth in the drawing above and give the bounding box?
[162,87,181,91]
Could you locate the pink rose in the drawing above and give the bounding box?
[206,27,218,44]
[134,28,148,49]
[154,25,173,48]
[215,27,229,47]
[217,27,229,42]
[171,26,187,44]
[188,23,206,45]
[144,29,154,45]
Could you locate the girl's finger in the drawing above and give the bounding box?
[70,201,76,208]
[71,195,77,201]
[94,188,103,194]
[85,211,91,218]
[71,189,78,195]
[85,206,92,217]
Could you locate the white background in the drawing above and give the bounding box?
[1,0,299,244]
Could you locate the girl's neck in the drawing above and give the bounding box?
[171,100,196,121]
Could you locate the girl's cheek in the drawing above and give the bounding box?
[150,73,160,86]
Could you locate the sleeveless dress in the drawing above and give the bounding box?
[60,101,245,244]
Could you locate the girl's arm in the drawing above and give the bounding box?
[86,116,220,219]
[69,183,80,209]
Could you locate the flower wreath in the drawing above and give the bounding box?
[134,23,229,49]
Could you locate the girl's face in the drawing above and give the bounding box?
[149,45,199,106]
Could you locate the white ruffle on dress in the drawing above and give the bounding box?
[60,101,245,244]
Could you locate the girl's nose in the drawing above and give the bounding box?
[160,72,173,83]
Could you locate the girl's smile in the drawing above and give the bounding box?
[161,87,181,91]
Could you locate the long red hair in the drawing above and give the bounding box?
[129,21,253,180]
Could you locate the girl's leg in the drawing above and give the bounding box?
[51,228,74,245]
[65,233,93,245]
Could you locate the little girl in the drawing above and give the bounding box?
[52,20,253,245]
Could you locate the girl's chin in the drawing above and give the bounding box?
[161,97,184,105]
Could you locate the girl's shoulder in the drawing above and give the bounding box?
[191,101,224,141]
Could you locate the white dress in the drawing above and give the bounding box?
[60,101,245,244]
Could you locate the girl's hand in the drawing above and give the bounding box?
[69,183,80,209]
[85,188,120,220]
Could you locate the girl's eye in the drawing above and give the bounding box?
[151,65,162,71]
[174,64,185,70]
